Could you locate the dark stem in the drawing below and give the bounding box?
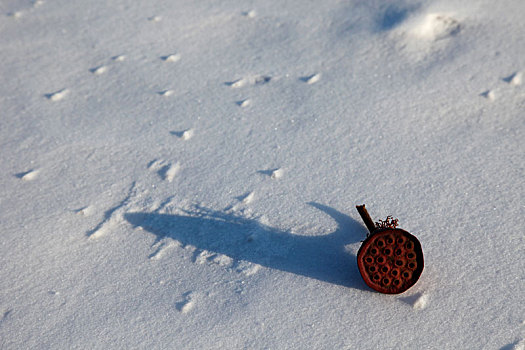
[356,204,376,234]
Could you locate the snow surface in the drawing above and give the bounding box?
[1,0,524,348]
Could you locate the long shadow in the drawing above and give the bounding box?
[125,202,368,289]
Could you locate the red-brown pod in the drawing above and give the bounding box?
[356,205,424,294]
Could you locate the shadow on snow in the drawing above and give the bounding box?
[125,202,369,290]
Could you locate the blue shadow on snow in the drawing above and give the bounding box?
[125,202,368,290]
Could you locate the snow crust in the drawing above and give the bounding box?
[1,0,524,348]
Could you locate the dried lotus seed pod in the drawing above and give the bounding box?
[356,205,424,294]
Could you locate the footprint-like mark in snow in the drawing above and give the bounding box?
[149,160,181,182]
[15,169,39,181]
[225,75,271,88]
[242,10,256,18]
[75,205,94,217]
[226,191,255,212]
[149,240,179,260]
[158,162,181,182]
[170,129,194,140]
[412,13,460,41]
[7,11,23,18]
[87,182,137,239]
[90,65,108,75]
[148,15,162,22]
[501,339,525,350]
[239,191,255,204]
[148,159,164,170]
[45,89,69,101]
[176,292,195,313]
[112,55,126,62]
[161,54,181,62]
[235,261,261,276]
[480,90,496,101]
[271,168,284,179]
[194,250,233,267]
[503,72,523,86]
[258,168,283,179]
[300,73,321,84]
[0,309,12,327]
[399,292,429,310]
[158,89,175,97]
[236,99,251,107]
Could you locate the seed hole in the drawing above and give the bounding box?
[382,266,389,273]
[370,248,378,255]
[408,262,416,269]
[393,279,400,285]
[377,240,385,247]
[407,253,415,259]
[366,257,373,263]
[386,236,394,244]
[382,278,390,285]
[384,248,391,255]
[391,269,398,276]
[369,266,376,272]
[397,237,405,244]
[395,249,402,256]
[377,256,384,263]
[403,272,410,278]
[405,242,413,249]
[373,274,380,280]
[395,260,403,266]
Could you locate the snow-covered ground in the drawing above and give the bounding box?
[1,0,524,348]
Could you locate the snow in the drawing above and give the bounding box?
[0,0,524,348]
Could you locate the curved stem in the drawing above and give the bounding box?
[356,204,376,234]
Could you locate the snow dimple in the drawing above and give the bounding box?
[161,54,181,63]
[236,98,251,107]
[148,158,164,171]
[181,129,194,140]
[161,162,181,182]
[148,15,162,22]
[45,89,69,101]
[158,89,174,97]
[399,292,429,310]
[170,129,194,140]
[240,191,255,204]
[412,293,428,310]
[502,339,525,350]
[503,72,522,86]
[236,261,261,276]
[7,11,23,19]
[242,10,256,18]
[480,90,496,101]
[90,65,108,75]
[87,182,137,239]
[75,206,94,217]
[225,75,271,88]
[195,250,214,264]
[16,169,39,181]
[271,168,283,179]
[1,309,12,323]
[112,55,126,62]
[194,250,233,267]
[148,160,181,181]
[258,168,283,179]
[300,73,321,84]
[176,292,195,314]
[412,13,460,41]
[149,241,178,260]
